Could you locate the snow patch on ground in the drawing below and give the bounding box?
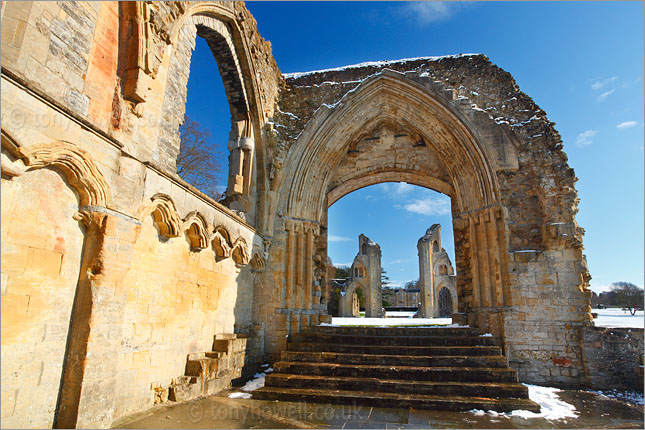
[323,317,461,327]
[469,384,578,420]
[385,311,417,318]
[590,389,644,405]
[593,308,644,328]
[228,366,274,399]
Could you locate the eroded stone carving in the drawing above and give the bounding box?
[181,211,210,250]
[121,1,186,102]
[250,248,265,271]
[139,193,182,237]
[17,141,110,207]
[212,226,233,260]
[0,151,27,178]
[231,237,250,266]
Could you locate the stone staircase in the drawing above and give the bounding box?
[252,325,541,412]
[167,334,248,402]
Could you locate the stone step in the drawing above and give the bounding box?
[252,387,541,413]
[288,342,502,356]
[273,361,519,383]
[265,373,529,399]
[280,351,509,368]
[291,333,497,347]
[308,325,483,337]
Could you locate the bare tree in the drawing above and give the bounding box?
[610,282,644,315]
[176,115,224,200]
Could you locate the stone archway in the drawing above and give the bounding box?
[262,64,592,386]
[339,281,366,317]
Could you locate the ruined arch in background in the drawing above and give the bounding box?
[339,281,366,317]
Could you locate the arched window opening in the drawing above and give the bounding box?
[169,15,253,213]
[180,35,230,200]
[353,287,365,317]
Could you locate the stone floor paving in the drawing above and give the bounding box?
[114,389,644,429]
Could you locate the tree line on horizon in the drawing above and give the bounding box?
[592,282,643,315]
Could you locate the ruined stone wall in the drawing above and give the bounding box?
[338,234,382,318]
[1,2,281,427]
[1,168,85,429]
[268,55,591,387]
[1,2,599,426]
[583,326,644,391]
[417,224,458,318]
[112,200,256,420]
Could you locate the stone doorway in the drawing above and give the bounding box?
[438,287,453,318]
[261,64,592,385]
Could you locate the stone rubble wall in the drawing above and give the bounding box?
[583,326,644,391]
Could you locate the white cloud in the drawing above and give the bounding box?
[596,89,615,102]
[394,182,414,194]
[389,259,411,265]
[621,77,641,89]
[379,182,414,197]
[396,1,465,25]
[403,197,450,216]
[617,121,638,129]
[328,235,351,242]
[591,76,617,90]
[575,130,598,147]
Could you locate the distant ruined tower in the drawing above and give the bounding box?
[417,225,458,318]
[338,234,383,317]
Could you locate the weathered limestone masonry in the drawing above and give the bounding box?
[0,1,606,428]
[417,224,458,318]
[267,55,593,388]
[583,326,644,391]
[1,2,279,428]
[338,234,383,318]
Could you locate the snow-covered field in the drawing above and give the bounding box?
[328,316,454,326]
[593,308,644,328]
[326,308,644,328]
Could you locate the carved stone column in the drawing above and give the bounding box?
[226,120,254,213]
[56,210,140,429]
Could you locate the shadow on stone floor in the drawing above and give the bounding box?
[114,389,644,429]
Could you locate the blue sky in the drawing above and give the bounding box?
[185,1,644,293]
